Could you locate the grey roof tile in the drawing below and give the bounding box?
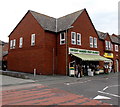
[30,9,84,32]
[97,31,107,40]
[30,10,56,32]
[110,35,120,44]
[57,10,84,32]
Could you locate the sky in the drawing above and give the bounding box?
[0,0,119,42]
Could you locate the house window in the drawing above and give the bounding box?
[94,37,97,48]
[13,39,16,49]
[108,41,111,50]
[90,36,93,48]
[19,37,23,48]
[60,32,65,45]
[115,45,118,52]
[105,41,108,50]
[10,40,13,49]
[111,43,113,51]
[31,34,35,46]
[77,33,81,45]
[71,32,76,44]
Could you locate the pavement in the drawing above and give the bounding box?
[1,83,111,106]
[0,70,120,106]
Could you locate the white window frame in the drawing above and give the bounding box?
[31,34,35,46]
[90,36,93,48]
[115,44,118,52]
[108,41,111,50]
[77,33,81,45]
[60,32,65,45]
[71,32,76,45]
[19,37,23,48]
[105,40,108,50]
[13,39,16,49]
[10,40,13,49]
[94,37,97,48]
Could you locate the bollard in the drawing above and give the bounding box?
[34,68,36,77]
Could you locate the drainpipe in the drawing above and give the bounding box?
[53,48,54,75]
[66,30,68,76]
[65,26,74,76]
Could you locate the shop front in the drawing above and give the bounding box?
[69,47,112,77]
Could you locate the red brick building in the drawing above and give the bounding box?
[8,9,120,75]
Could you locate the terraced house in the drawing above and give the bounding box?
[8,9,120,76]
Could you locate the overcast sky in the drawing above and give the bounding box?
[0,0,119,42]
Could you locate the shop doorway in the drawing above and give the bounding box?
[116,60,119,72]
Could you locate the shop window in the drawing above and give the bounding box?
[77,33,81,45]
[13,39,16,49]
[89,36,93,48]
[94,37,97,48]
[31,34,35,46]
[115,44,118,52]
[71,32,76,45]
[19,37,23,48]
[10,40,13,49]
[105,40,108,50]
[60,32,65,45]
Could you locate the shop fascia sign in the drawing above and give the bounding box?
[69,47,100,55]
[104,53,113,58]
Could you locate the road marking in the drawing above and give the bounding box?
[103,86,108,91]
[98,91,120,98]
[93,95,111,100]
[65,80,91,85]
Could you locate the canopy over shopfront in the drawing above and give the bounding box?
[72,53,112,62]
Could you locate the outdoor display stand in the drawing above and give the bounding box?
[69,67,75,76]
[69,61,75,76]
[88,69,94,76]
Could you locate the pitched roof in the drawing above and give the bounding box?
[30,10,56,32]
[110,34,120,44]
[57,10,84,32]
[30,9,84,32]
[97,31,107,40]
[0,40,7,45]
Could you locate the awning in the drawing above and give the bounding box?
[72,53,112,62]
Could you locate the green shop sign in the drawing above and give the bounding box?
[69,47,99,55]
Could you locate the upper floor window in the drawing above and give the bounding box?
[19,37,23,48]
[105,40,108,50]
[94,37,97,48]
[31,34,35,46]
[115,45,118,52]
[71,32,76,45]
[90,36,93,48]
[108,41,111,50]
[77,33,81,45]
[10,40,13,49]
[60,32,65,45]
[13,39,16,49]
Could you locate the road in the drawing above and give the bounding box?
[1,72,119,106]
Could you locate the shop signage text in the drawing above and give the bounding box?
[69,47,100,55]
[104,53,113,58]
